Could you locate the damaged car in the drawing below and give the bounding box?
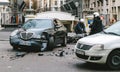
[10,18,67,51]
[75,21,120,70]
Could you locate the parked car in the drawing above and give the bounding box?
[75,21,120,70]
[10,18,67,51]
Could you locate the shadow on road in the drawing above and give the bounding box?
[73,62,120,71]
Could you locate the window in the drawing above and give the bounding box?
[69,1,76,10]
[61,1,63,5]
[100,0,103,6]
[106,9,108,14]
[112,0,115,2]
[97,1,100,7]
[93,2,96,7]
[55,1,57,5]
[22,19,53,29]
[106,0,108,5]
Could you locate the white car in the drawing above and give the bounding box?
[75,21,120,70]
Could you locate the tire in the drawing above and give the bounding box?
[61,36,67,46]
[106,50,120,70]
[47,36,54,51]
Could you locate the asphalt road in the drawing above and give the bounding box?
[0,28,119,72]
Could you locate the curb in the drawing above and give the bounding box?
[0,28,4,30]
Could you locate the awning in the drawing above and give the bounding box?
[0,0,9,5]
[35,11,76,21]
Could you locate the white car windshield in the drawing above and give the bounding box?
[104,21,120,36]
[22,19,53,29]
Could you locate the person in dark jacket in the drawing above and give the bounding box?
[75,19,86,34]
[89,12,103,35]
[11,15,16,23]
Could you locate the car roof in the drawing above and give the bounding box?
[25,17,60,22]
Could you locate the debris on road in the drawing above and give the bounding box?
[67,33,87,43]
[7,66,12,69]
[15,52,26,57]
[9,52,28,61]
[37,47,75,57]
[1,56,4,58]
[59,51,64,57]
[38,53,44,56]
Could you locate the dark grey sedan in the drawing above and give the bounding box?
[9,18,67,51]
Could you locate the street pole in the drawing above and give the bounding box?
[75,2,79,20]
[29,0,32,10]
[80,0,83,18]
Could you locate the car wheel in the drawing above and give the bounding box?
[106,50,120,70]
[61,35,67,46]
[47,36,54,51]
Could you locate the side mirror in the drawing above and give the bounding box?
[55,25,62,28]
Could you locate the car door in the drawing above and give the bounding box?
[54,19,67,44]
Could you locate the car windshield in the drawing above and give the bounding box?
[104,21,120,36]
[22,19,53,29]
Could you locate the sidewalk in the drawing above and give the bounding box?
[0,24,19,32]
[0,25,4,30]
[0,27,18,32]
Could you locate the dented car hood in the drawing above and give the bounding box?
[78,33,120,44]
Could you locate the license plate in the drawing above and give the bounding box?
[20,41,31,46]
[76,49,85,55]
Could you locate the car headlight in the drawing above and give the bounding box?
[91,44,104,51]
[41,34,46,39]
[33,33,47,39]
[10,30,18,37]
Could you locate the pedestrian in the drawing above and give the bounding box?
[22,15,25,23]
[11,15,16,23]
[110,17,116,25]
[89,12,104,35]
[74,19,86,34]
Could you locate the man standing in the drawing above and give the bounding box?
[89,12,104,35]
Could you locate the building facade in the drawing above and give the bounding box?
[40,0,66,12]
[61,0,83,20]
[82,0,120,25]
[0,0,10,25]
[24,0,66,12]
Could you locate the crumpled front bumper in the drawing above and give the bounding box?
[10,36,44,49]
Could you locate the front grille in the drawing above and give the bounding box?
[20,32,33,40]
[77,43,92,50]
[76,53,89,60]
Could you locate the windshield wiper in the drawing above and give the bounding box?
[102,30,108,34]
[102,31,120,36]
[107,32,120,36]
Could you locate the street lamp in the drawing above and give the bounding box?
[75,2,79,20]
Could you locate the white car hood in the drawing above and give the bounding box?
[78,33,120,44]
